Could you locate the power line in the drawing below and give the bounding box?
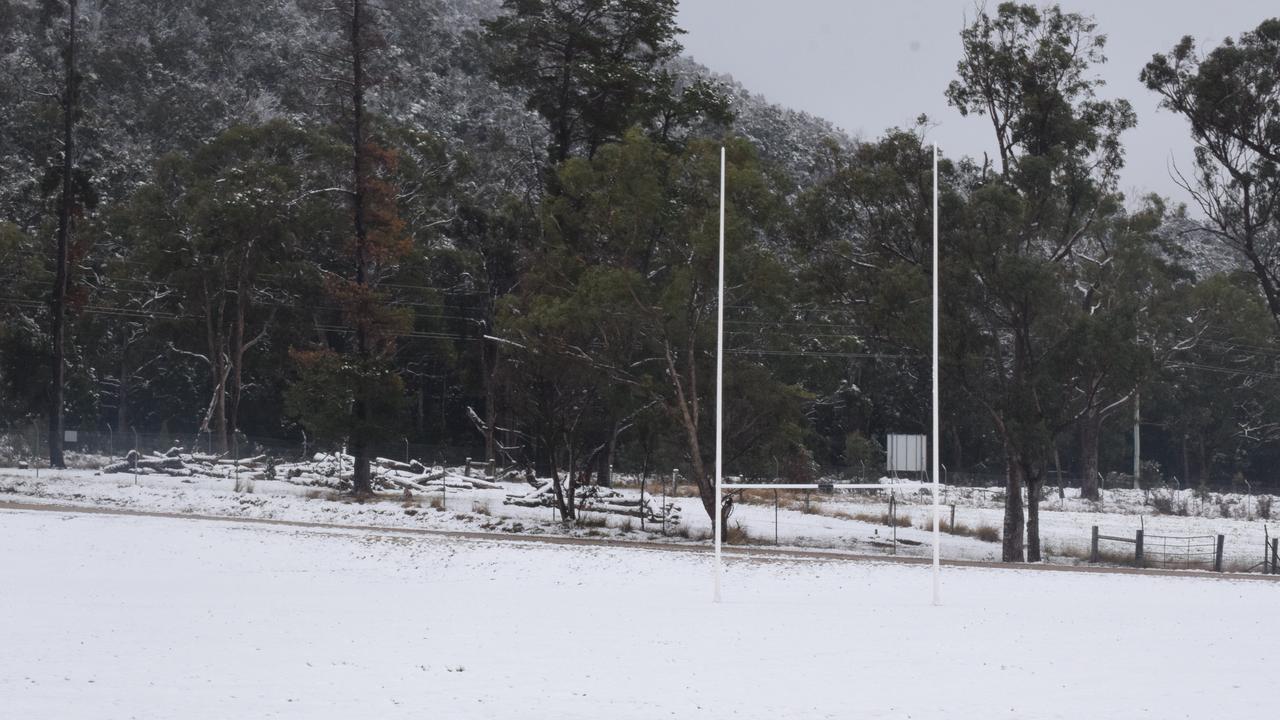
[727,349,920,359]
[1167,362,1280,381]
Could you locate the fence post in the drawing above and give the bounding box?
[1090,526,1099,563]
[889,493,897,556]
[774,489,779,546]
[950,503,956,534]
[1134,529,1144,568]
[464,457,471,478]
[639,476,646,533]
[1214,534,1225,572]
[661,481,667,537]
[233,433,239,492]
[1271,538,1278,575]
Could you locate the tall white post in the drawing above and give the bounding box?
[714,147,726,603]
[931,143,942,606]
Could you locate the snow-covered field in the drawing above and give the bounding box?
[2,507,1276,719]
[4,464,1279,571]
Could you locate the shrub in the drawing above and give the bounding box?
[724,522,762,545]
[879,512,912,528]
[1150,489,1188,516]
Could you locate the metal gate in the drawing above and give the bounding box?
[1142,534,1220,570]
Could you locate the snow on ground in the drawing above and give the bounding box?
[1,508,1275,719]
[2,466,1277,569]
[821,486,1280,569]
[0,467,1000,560]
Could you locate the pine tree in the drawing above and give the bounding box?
[45,0,81,468]
[308,0,413,495]
[483,0,684,165]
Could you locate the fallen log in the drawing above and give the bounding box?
[215,454,265,466]
[103,451,187,474]
[374,457,417,473]
[448,473,501,490]
[382,475,434,493]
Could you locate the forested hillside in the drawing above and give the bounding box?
[4,1,1280,557]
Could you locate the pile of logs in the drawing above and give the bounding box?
[505,482,680,526]
[99,448,507,493]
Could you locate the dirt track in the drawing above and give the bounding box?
[3,499,1277,583]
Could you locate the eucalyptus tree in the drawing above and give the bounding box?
[1143,19,1280,335]
[945,3,1136,561]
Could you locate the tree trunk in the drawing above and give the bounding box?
[949,426,963,472]
[566,453,579,522]
[549,451,574,523]
[1078,412,1101,500]
[116,333,128,435]
[1052,446,1065,500]
[229,328,242,438]
[350,435,371,495]
[211,353,228,453]
[482,339,497,463]
[228,279,248,438]
[662,340,712,522]
[414,382,423,435]
[1181,434,1191,486]
[1025,461,1043,562]
[1002,450,1026,562]
[348,0,372,496]
[597,419,619,488]
[1197,435,1208,488]
[48,0,79,470]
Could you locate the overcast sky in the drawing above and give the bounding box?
[676,0,1275,208]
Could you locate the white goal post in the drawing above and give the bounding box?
[712,144,943,605]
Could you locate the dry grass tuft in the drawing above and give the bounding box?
[914,516,1001,543]
[974,525,1001,543]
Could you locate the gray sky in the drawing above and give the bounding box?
[677,0,1275,208]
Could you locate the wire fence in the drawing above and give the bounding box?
[946,470,1280,497]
